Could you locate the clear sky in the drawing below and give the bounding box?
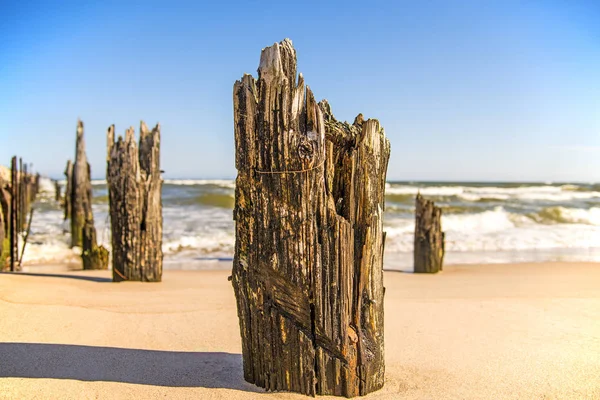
[1,0,599,182]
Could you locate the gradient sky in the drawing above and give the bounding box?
[1,0,599,181]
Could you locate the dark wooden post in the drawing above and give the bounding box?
[54,180,61,202]
[21,162,28,231]
[414,193,445,273]
[0,179,9,269]
[18,158,23,231]
[70,121,87,247]
[231,39,390,397]
[68,120,108,269]
[0,186,4,269]
[64,160,73,221]
[10,156,18,272]
[107,122,163,282]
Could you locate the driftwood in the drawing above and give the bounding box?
[64,160,72,220]
[69,120,108,269]
[107,122,163,282]
[414,193,445,273]
[231,39,390,397]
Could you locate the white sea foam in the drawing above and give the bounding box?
[386,184,600,202]
[164,179,235,188]
[384,206,600,254]
[19,181,600,268]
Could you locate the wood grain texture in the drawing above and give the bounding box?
[414,193,445,273]
[232,39,390,397]
[107,122,163,282]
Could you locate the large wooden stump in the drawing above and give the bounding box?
[64,160,72,221]
[107,122,163,282]
[414,193,445,273]
[232,39,390,397]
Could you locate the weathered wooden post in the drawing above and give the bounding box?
[107,122,163,282]
[1,179,11,269]
[68,120,108,269]
[64,160,73,221]
[0,188,4,268]
[21,162,28,231]
[10,156,18,272]
[70,121,88,248]
[17,158,23,231]
[414,193,445,273]
[231,39,390,397]
[54,180,61,202]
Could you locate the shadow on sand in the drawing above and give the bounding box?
[0,272,112,283]
[0,343,261,392]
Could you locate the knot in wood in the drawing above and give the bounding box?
[297,139,315,162]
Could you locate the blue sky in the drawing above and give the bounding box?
[1,0,599,181]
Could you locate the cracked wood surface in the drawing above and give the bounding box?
[107,122,163,282]
[232,39,390,397]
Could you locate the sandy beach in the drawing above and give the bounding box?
[1,262,599,399]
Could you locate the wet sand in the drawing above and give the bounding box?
[1,262,599,399]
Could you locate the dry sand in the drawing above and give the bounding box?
[0,262,599,399]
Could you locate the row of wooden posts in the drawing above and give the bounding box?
[0,157,40,271]
[56,120,163,282]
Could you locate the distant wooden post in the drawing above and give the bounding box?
[64,160,72,221]
[107,122,163,282]
[70,121,87,247]
[0,179,9,268]
[0,189,4,268]
[54,180,61,202]
[21,163,28,231]
[68,120,108,269]
[10,156,18,271]
[231,39,390,397]
[18,158,23,231]
[414,193,445,273]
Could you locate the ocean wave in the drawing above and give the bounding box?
[167,193,235,209]
[164,179,235,189]
[384,207,600,253]
[528,206,600,226]
[385,184,600,202]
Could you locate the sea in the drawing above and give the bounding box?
[22,178,600,271]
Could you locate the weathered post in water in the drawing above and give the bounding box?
[70,121,88,248]
[0,179,8,268]
[53,179,61,202]
[107,122,163,282]
[69,120,108,269]
[10,156,18,271]
[0,186,4,268]
[414,193,445,273]
[231,39,390,397]
[64,160,72,221]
